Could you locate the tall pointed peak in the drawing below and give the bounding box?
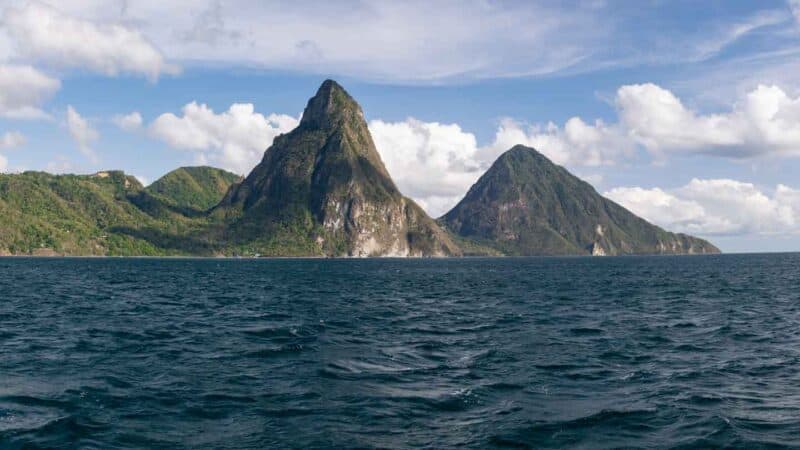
[300,79,364,129]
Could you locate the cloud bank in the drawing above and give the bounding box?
[616,83,800,158]
[369,119,484,215]
[369,83,800,216]
[149,102,298,174]
[606,179,800,236]
[2,2,178,80]
[492,83,800,166]
[35,0,794,84]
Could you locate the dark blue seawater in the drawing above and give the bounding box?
[1,255,800,449]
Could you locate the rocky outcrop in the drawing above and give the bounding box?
[216,80,460,257]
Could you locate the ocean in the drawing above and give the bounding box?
[1,255,799,449]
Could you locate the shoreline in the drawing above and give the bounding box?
[0,253,754,260]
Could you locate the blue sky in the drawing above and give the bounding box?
[1,0,800,252]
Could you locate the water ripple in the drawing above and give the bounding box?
[1,254,800,448]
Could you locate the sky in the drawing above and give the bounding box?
[1,0,800,253]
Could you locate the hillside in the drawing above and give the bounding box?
[0,171,166,255]
[145,166,242,212]
[440,145,720,256]
[0,169,238,256]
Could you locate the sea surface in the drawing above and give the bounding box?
[1,255,799,449]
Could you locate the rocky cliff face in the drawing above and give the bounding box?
[217,80,460,257]
[440,145,720,256]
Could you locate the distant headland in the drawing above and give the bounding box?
[0,81,718,257]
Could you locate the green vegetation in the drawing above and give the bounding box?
[0,81,459,257]
[440,145,720,256]
[145,166,242,213]
[0,82,718,257]
[0,170,201,256]
[0,167,249,256]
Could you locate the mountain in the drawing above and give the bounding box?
[144,166,242,212]
[0,81,458,257]
[0,81,720,258]
[440,145,720,256]
[215,80,460,257]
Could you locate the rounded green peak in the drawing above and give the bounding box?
[505,144,540,156]
[300,79,364,129]
[495,144,550,166]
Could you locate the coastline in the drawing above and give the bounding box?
[0,252,733,259]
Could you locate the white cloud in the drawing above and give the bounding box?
[113,0,600,82]
[180,0,241,45]
[372,82,800,211]
[40,1,800,84]
[606,179,800,236]
[369,81,800,218]
[0,1,794,84]
[369,118,483,215]
[0,131,25,149]
[614,83,800,158]
[615,83,742,155]
[495,83,800,165]
[368,115,638,216]
[0,154,6,172]
[0,64,60,119]
[113,111,143,131]
[2,2,178,81]
[490,117,634,167]
[790,0,800,22]
[66,106,99,163]
[149,102,298,174]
